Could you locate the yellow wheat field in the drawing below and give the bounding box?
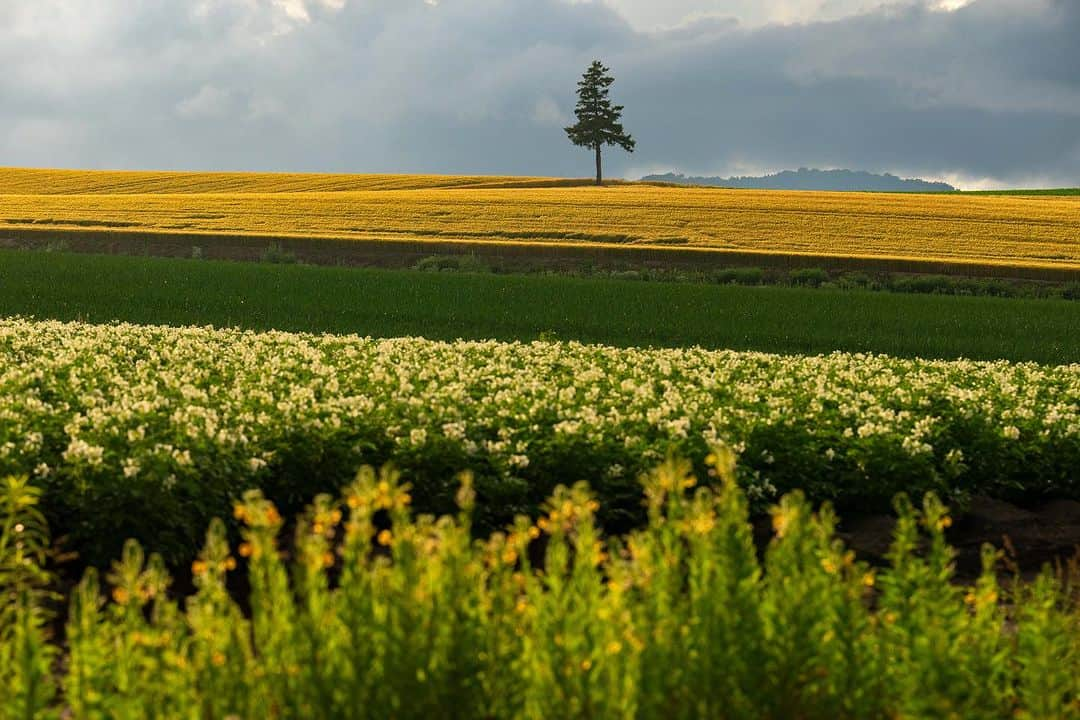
[1,168,1079,272]
[0,167,596,194]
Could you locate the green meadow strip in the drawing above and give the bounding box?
[1,250,1079,363]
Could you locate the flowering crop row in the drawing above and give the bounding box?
[3,461,1078,718]
[0,317,1077,564]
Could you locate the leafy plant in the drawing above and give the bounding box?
[261,242,297,264]
[788,267,830,287]
[3,459,1079,718]
[0,476,58,719]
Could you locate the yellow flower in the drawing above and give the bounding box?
[191,560,208,576]
[223,556,237,571]
[690,514,716,535]
[606,641,623,655]
[821,558,838,575]
[772,509,793,538]
[233,504,246,521]
[377,529,393,546]
[862,572,875,588]
[112,587,130,605]
[580,659,593,671]
[527,526,541,540]
[211,651,226,667]
[238,542,253,558]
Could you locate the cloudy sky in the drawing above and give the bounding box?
[2,0,1077,188]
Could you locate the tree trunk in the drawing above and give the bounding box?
[595,144,603,186]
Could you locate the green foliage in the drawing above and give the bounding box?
[2,250,1079,364]
[2,315,1080,566]
[3,460,1079,718]
[414,254,491,273]
[565,60,635,183]
[565,60,635,154]
[713,267,765,285]
[260,242,297,264]
[0,476,58,720]
[788,267,830,287]
[966,188,1080,196]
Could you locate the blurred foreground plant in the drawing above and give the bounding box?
[1,454,1078,719]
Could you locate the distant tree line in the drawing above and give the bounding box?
[643,168,957,193]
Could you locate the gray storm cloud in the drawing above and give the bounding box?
[0,0,1076,187]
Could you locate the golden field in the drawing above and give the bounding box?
[2,167,1079,273]
[0,167,590,193]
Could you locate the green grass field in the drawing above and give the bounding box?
[1,249,1077,363]
[965,188,1080,196]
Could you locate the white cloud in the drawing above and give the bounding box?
[582,0,982,30]
[176,85,234,119]
[933,0,974,9]
[531,96,570,127]
[589,0,892,30]
[273,0,348,23]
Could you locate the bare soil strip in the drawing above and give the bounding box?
[5,226,1080,282]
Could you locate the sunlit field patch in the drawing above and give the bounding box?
[2,169,1079,274]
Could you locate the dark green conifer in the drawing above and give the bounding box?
[565,60,635,185]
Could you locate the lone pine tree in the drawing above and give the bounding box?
[565,60,635,185]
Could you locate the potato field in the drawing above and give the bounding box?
[1,317,1076,565]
